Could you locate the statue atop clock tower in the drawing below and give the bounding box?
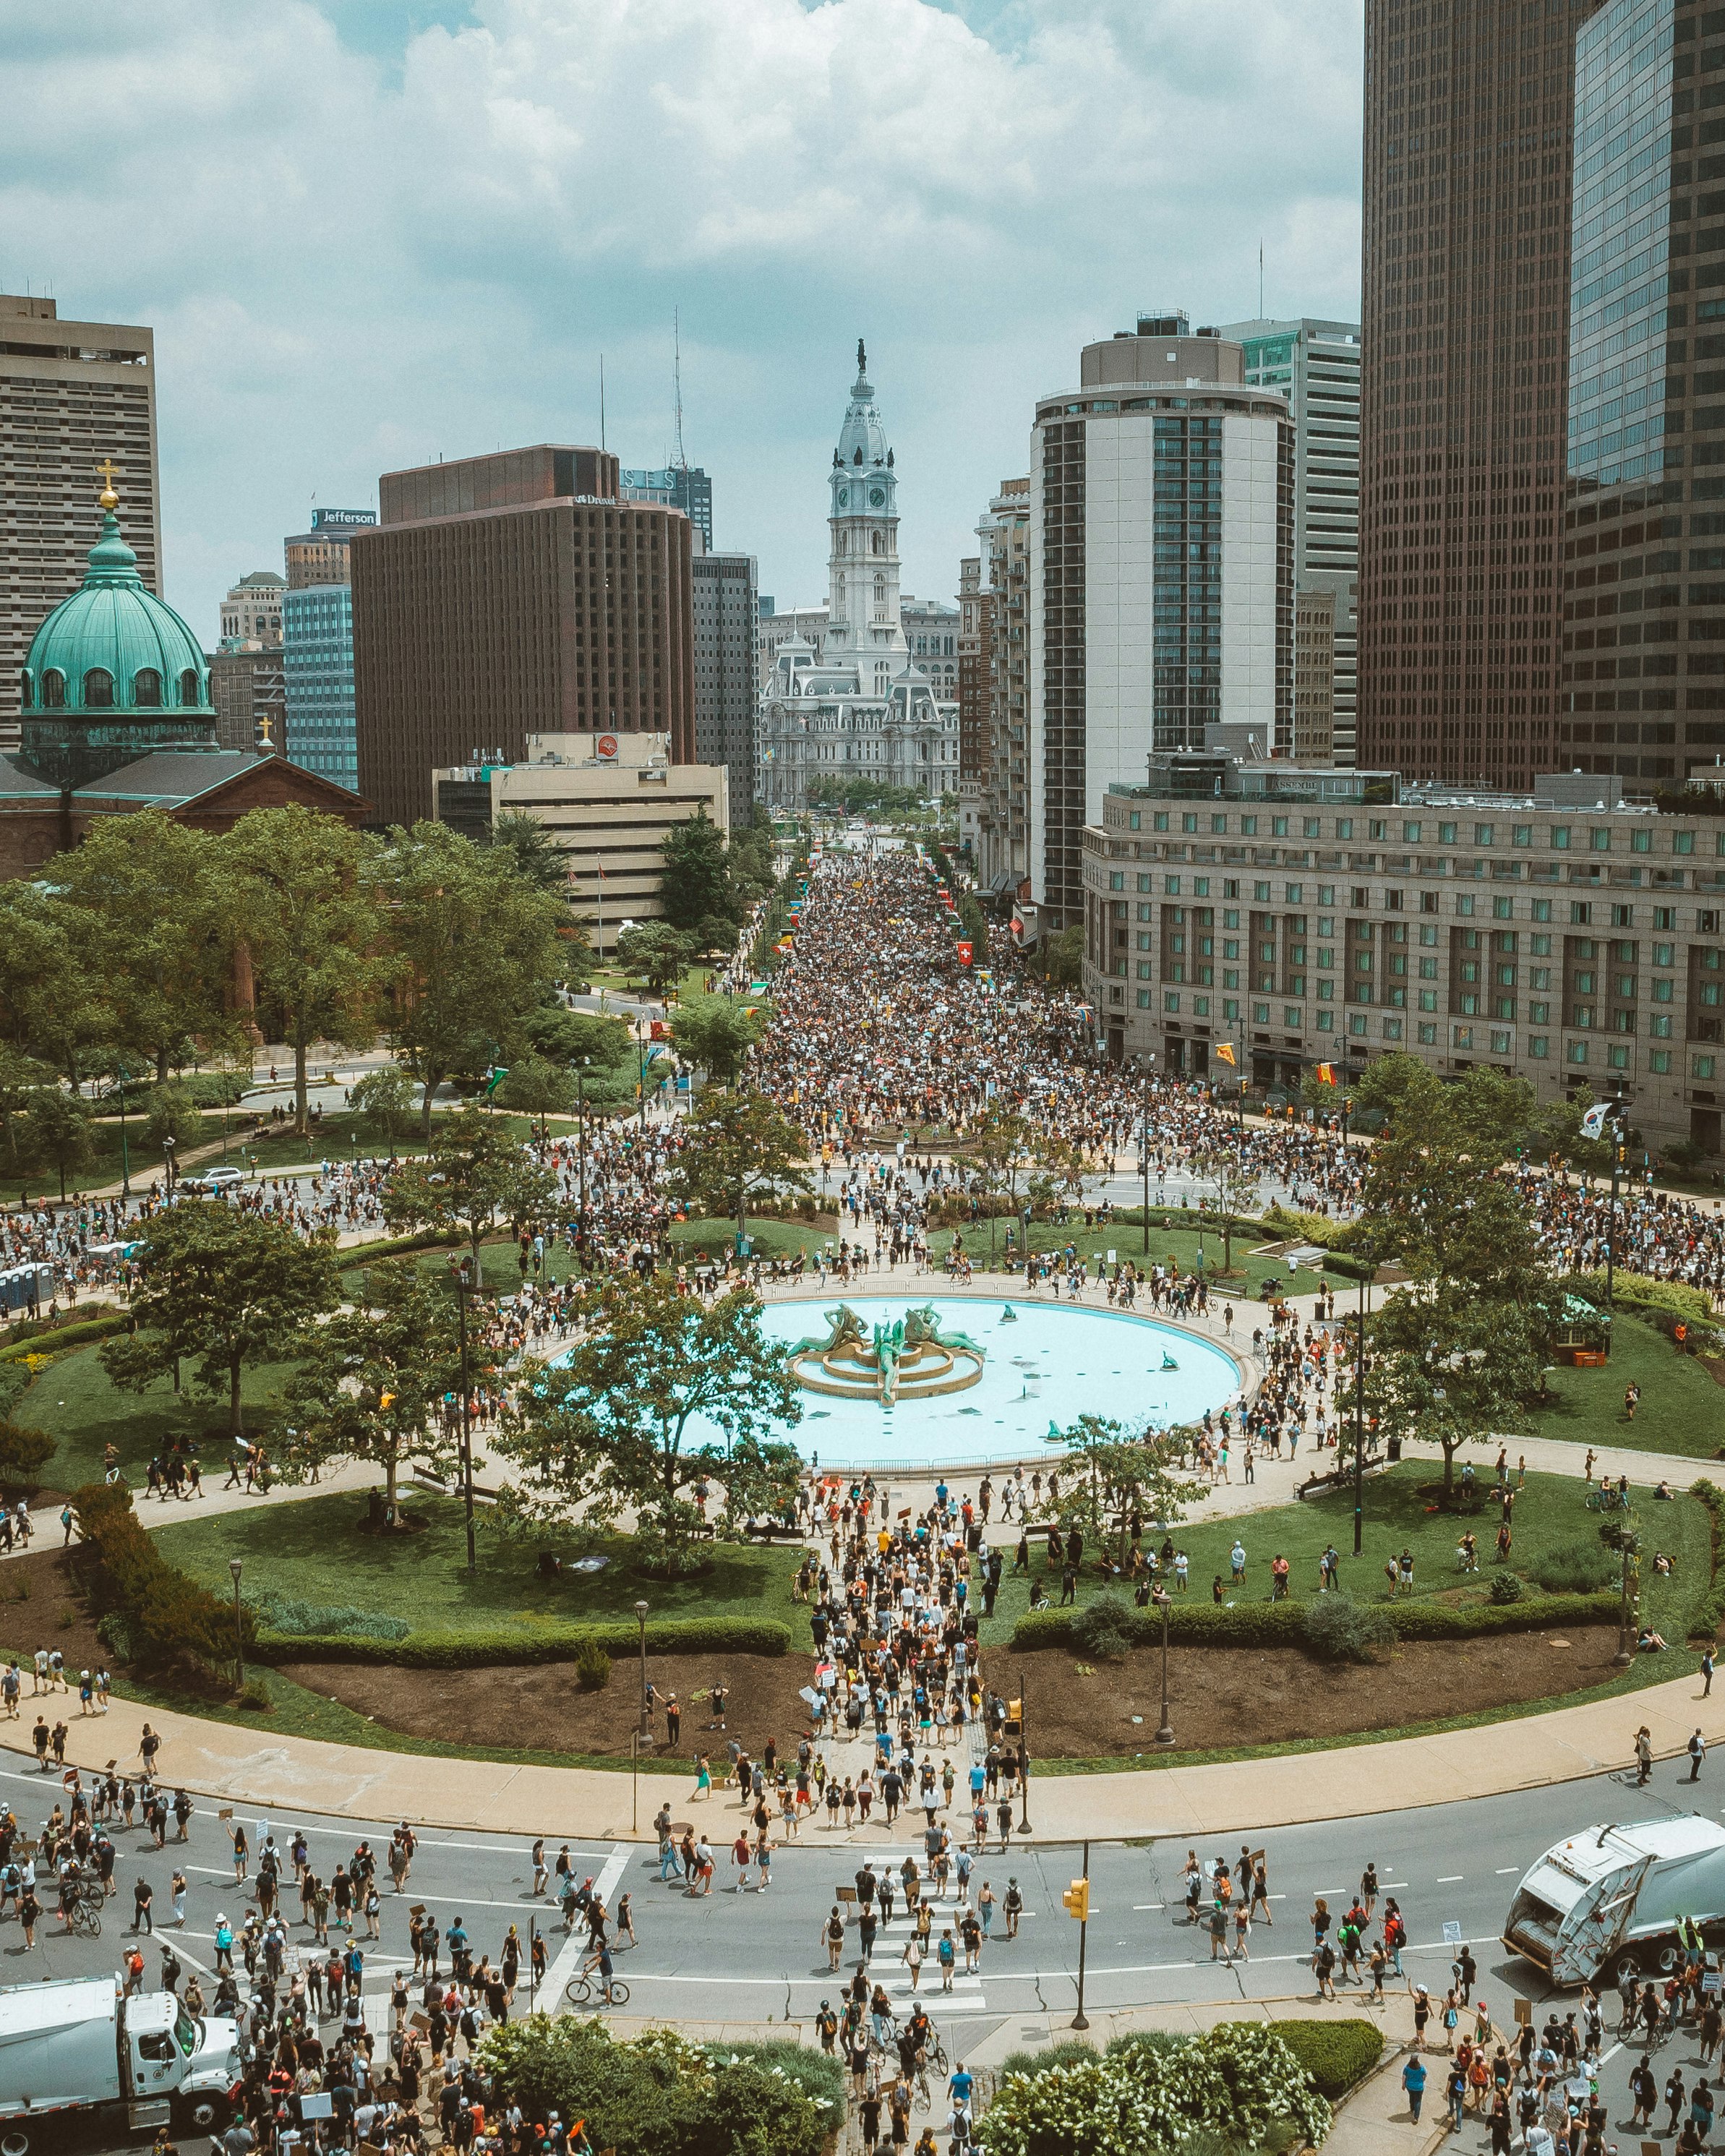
[825,340,905,693]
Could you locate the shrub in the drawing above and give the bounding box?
[0,1314,129,1364]
[1489,1570,1523,1604]
[238,1676,273,1712]
[0,1421,53,1490]
[1300,1594,1395,1664]
[1014,1590,1617,1654]
[695,2040,843,2112]
[73,1481,252,1672]
[1103,2029,1193,2067]
[248,1613,794,1668]
[1689,1479,1725,1642]
[574,1638,612,1691]
[1071,1592,1137,1663]
[1532,1537,1617,1595]
[1266,2018,1383,2100]
[996,2039,1104,2080]
[249,1591,410,1643]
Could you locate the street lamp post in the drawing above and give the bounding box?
[635,1599,651,1739]
[228,1556,245,1691]
[116,1064,132,1202]
[1352,1262,1376,1558]
[575,1058,591,1273]
[1016,1730,1032,1834]
[1614,1532,1639,1667]
[1604,1106,1627,1319]
[1139,1060,1154,1257]
[1155,1589,1175,1747]
[162,1135,176,1194]
[450,1254,476,1573]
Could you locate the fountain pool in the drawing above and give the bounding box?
[716,1295,1242,1472]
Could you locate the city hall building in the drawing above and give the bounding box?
[1082,748,1725,1156]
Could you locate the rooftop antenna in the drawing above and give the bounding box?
[599,354,606,455]
[1258,239,1264,320]
[672,307,686,473]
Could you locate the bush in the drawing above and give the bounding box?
[249,1591,410,1643]
[73,1481,252,1672]
[0,1313,129,1364]
[1265,2019,1383,2100]
[1689,1479,1725,1642]
[1489,1570,1523,1604]
[574,1638,612,1691]
[696,2040,843,2112]
[0,1421,53,1491]
[1300,1595,1395,1664]
[1071,1592,1137,1662]
[1532,1537,1617,1595]
[996,2038,1104,2081]
[238,1676,273,1713]
[1014,1589,1617,1654]
[247,1613,794,1668]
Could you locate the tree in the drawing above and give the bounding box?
[670,994,766,1087]
[0,1051,53,1169]
[615,922,695,1003]
[518,1006,636,1114]
[496,1275,801,1573]
[348,1066,419,1150]
[484,810,569,894]
[382,821,573,1134]
[145,1082,203,1156]
[1191,1142,1259,1275]
[100,1201,338,1435]
[727,805,778,904]
[1026,923,1082,988]
[54,811,241,1085]
[660,809,741,938]
[0,1422,54,1492]
[1532,1087,1618,1184]
[381,1105,557,1264]
[672,1088,811,1239]
[969,1103,1047,1256]
[1358,1067,1547,1496]
[223,806,390,1137]
[281,1259,489,1513]
[1048,1415,1204,1575]
[494,1054,577,1138]
[27,1090,95,1200]
[0,880,101,1087]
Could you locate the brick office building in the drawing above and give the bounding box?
[350,445,695,828]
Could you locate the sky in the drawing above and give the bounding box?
[1,0,1364,645]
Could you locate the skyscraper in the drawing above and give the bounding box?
[690,549,758,814]
[1217,316,1361,762]
[0,293,160,751]
[1357,0,1601,790]
[351,445,694,828]
[283,510,373,795]
[1027,315,1293,930]
[620,466,713,551]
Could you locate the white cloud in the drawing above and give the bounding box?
[0,0,1362,638]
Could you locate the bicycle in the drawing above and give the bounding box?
[564,1972,629,2008]
[61,1891,101,1939]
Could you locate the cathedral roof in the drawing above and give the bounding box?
[836,338,891,469]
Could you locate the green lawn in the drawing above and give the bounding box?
[923,1218,1324,1303]
[976,1461,1712,1644]
[22,1346,296,1494]
[155,1489,810,1645]
[1519,1311,1725,1458]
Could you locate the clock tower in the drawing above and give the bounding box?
[825,340,907,696]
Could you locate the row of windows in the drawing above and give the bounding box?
[17,664,202,711]
[1102,865,1719,929]
[1123,805,1715,856]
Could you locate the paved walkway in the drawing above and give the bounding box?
[9,1646,1715,1846]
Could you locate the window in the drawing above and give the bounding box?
[1493,896,1512,920]
[1212,814,1227,834]
[1137,990,1152,1009]
[1165,876,1181,896]
[1591,829,1611,854]
[1164,993,1180,1013]
[1108,872,1123,891]
[1317,1010,1334,1030]
[1285,884,1304,904]
[82,668,113,708]
[1632,829,1651,854]
[1529,1036,1549,1058]
[40,670,64,710]
[1655,907,1676,931]
[1403,821,1422,844]
[1457,894,1474,916]
[1137,874,1152,894]
[1439,822,1457,844]
[132,668,161,707]
[1512,825,1532,848]
[1568,1040,1591,1066]
[1551,827,1571,851]
[1241,816,1257,836]
[178,668,200,705]
[1475,824,1495,847]
[1695,1055,1718,1081]
[1571,902,1593,926]
[1337,819,1353,840]
[1285,1007,1303,1028]
[1452,1024,1473,1049]
[1674,831,1696,856]
[1651,1048,1672,1072]
[1272,816,1288,838]
[1128,811,1141,831]
[1153,812,1169,831]
[1183,813,1198,834]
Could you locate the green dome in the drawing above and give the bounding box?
[20,510,209,716]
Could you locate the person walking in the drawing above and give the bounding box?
[1636,1724,1654,1785]
[1690,1727,1708,1781]
[1704,1646,1716,1698]
[1401,2055,1426,2123]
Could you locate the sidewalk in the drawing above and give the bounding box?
[9,1646,1717,1845]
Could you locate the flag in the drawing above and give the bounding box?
[1214,1042,1237,1067]
[1579,1100,1611,1141]
[1314,1062,1335,1085]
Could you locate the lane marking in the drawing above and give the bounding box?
[541,1846,630,2010]
[1437,1875,1463,1883]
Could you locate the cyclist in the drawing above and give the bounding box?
[579,1935,618,2006]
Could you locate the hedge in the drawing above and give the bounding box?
[1266,2019,1382,2100]
[0,1312,130,1362]
[338,1227,464,1267]
[1690,1480,1725,1643]
[249,1613,794,1667]
[1012,1589,1617,1653]
[74,1481,254,1671]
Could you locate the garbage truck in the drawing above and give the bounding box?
[1503,1815,1725,1987]
[0,1977,244,2154]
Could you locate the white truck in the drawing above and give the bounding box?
[1503,1815,1725,1988]
[0,1978,243,2155]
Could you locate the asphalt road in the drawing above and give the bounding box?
[8,1740,1725,2059]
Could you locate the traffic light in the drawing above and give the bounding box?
[1003,1699,1023,1737]
[1062,1878,1090,1923]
